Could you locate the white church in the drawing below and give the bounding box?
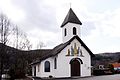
[31,8,94,78]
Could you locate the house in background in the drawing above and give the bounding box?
[111,63,120,72]
[31,8,94,78]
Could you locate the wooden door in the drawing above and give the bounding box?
[71,59,80,76]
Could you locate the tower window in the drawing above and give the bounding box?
[44,61,50,72]
[64,28,67,36]
[73,27,77,35]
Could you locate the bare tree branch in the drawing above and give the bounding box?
[37,41,46,49]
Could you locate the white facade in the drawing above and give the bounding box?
[32,38,92,78]
[62,23,81,43]
[32,8,93,78]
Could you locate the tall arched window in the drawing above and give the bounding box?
[54,58,57,69]
[38,64,40,72]
[73,27,77,35]
[64,28,67,36]
[44,61,50,72]
[34,66,36,76]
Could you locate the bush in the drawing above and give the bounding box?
[93,70,105,75]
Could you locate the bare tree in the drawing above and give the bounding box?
[0,13,13,80]
[12,25,20,49]
[11,25,32,78]
[12,26,32,50]
[36,41,46,49]
[24,38,32,50]
[0,14,12,44]
[0,13,33,79]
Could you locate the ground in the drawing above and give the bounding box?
[15,76,33,80]
[37,74,120,80]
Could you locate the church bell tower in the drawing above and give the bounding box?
[61,8,82,43]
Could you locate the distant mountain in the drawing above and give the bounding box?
[92,52,120,66]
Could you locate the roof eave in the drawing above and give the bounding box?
[61,21,82,28]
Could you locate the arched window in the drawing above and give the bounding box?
[44,61,50,72]
[34,66,36,76]
[54,58,57,69]
[73,27,77,35]
[64,28,67,36]
[38,64,40,72]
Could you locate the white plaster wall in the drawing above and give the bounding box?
[62,23,81,43]
[36,57,59,77]
[35,63,41,77]
[80,46,91,77]
[33,38,91,78]
[32,66,35,76]
[54,39,91,77]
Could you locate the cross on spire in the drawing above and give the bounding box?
[70,3,71,8]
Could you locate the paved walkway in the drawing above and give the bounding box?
[39,74,120,80]
[56,74,120,80]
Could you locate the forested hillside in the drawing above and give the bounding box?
[0,43,51,78]
[92,52,120,66]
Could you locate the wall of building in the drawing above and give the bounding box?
[33,38,91,78]
[62,23,81,43]
[35,57,54,77]
[32,66,34,76]
[54,39,91,77]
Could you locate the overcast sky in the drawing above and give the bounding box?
[0,0,120,54]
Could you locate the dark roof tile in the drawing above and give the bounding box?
[61,8,82,27]
[31,36,94,65]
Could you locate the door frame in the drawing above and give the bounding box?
[70,58,83,77]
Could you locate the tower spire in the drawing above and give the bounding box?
[61,8,82,27]
[61,8,82,43]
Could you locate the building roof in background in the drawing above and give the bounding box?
[112,63,120,68]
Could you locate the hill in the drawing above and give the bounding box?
[92,52,120,66]
[0,43,51,78]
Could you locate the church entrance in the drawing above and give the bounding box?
[70,59,80,76]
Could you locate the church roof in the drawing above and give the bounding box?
[31,35,94,65]
[61,8,82,27]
